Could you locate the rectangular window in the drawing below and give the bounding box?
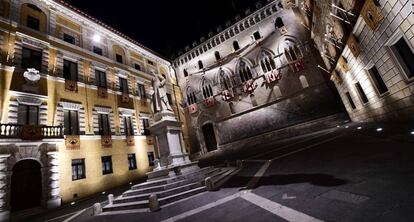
[124,116,134,136]
[26,15,40,30]
[128,153,137,170]
[137,83,146,98]
[63,33,75,44]
[142,118,150,135]
[368,66,388,95]
[93,46,103,56]
[22,47,42,71]
[355,82,369,104]
[119,77,129,94]
[72,159,85,180]
[166,93,173,105]
[63,59,78,81]
[345,92,356,110]
[391,38,414,79]
[95,69,107,88]
[147,60,154,66]
[64,110,79,135]
[101,156,113,175]
[17,104,39,125]
[134,63,141,71]
[98,113,110,136]
[147,152,155,166]
[116,54,123,63]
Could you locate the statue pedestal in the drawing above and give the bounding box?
[147,111,198,179]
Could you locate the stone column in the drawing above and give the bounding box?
[0,154,10,222]
[46,151,61,209]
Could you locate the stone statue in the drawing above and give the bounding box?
[153,73,172,112]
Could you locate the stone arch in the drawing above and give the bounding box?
[199,76,214,99]
[235,58,255,83]
[216,67,234,91]
[20,3,48,33]
[256,48,277,73]
[0,143,61,218]
[195,113,218,153]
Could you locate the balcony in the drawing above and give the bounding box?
[0,124,64,140]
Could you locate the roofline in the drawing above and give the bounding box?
[53,0,171,64]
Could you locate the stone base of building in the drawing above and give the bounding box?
[0,211,10,222]
[146,161,199,180]
[47,197,61,209]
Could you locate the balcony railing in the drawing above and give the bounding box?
[0,124,64,140]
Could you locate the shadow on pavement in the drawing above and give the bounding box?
[221,173,347,189]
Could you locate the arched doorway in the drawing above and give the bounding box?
[11,159,42,212]
[202,123,217,152]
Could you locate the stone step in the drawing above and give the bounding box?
[103,186,206,212]
[124,168,219,197]
[133,167,213,190]
[114,182,202,204]
[158,186,207,206]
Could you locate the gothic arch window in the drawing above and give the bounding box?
[284,44,303,63]
[258,50,277,73]
[201,77,214,99]
[214,51,221,61]
[236,59,253,83]
[198,60,204,70]
[186,87,197,105]
[183,69,188,77]
[219,69,233,91]
[299,75,309,88]
[233,40,240,51]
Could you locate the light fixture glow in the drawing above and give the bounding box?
[345,126,349,128]
[102,191,106,194]
[410,131,414,135]
[71,202,75,205]
[357,127,362,130]
[376,128,383,132]
[92,34,101,43]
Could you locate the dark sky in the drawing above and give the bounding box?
[64,0,264,60]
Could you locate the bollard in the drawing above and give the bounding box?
[205,177,215,191]
[149,194,160,212]
[107,194,114,205]
[93,203,102,216]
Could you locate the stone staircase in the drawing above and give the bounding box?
[101,166,238,213]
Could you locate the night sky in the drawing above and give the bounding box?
[64,0,264,60]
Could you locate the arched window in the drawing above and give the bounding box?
[284,45,303,63]
[299,75,309,88]
[214,51,221,61]
[21,4,47,32]
[198,60,204,70]
[186,89,197,105]
[259,50,277,73]
[275,17,284,29]
[236,60,253,83]
[201,78,214,99]
[233,41,240,51]
[219,69,233,90]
